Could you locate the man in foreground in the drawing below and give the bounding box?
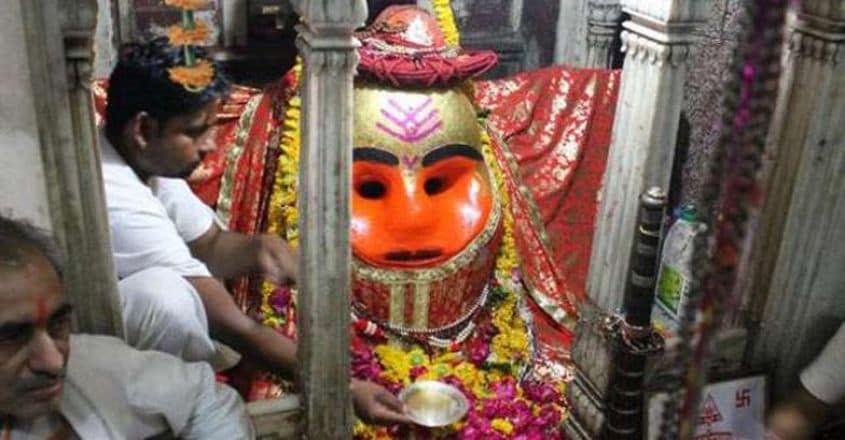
[100,38,408,425]
[0,215,254,439]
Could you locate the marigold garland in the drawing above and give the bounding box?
[163,0,208,10]
[431,0,461,46]
[167,20,210,46]
[164,1,215,92]
[167,59,214,91]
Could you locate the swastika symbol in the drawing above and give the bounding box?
[735,388,751,408]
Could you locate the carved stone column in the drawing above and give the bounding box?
[18,0,123,337]
[585,0,623,68]
[291,1,366,437]
[746,0,845,400]
[567,2,708,438]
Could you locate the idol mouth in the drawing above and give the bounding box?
[384,248,444,263]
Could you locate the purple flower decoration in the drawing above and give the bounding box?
[270,287,291,315]
[523,381,559,403]
[491,377,517,400]
[466,339,490,366]
[509,400,532,431]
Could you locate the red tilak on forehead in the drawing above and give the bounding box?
[35,297,48,325]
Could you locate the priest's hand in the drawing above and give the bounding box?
[351,378,413,426]
[255,233,299,285]
[189,224,298,283]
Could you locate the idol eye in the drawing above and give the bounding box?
[357,180,387,199]
[424,177,447,195]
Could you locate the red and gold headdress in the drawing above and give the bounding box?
[355,5,498,87]
[164,0,215,92]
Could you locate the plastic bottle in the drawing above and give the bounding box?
[654,205,702,323]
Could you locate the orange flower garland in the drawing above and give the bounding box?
[167,20,210,46]
[163,0,209,11]
[167,59,215,91]
[164,0,215,92]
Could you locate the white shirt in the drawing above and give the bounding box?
[9,335,254,439]
[800,322,845,405]
[100,131,216,278]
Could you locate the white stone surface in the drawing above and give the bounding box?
[94,0,117,78]
[555,0,590,66]
[747,1,845,399]
[586,2,705,311]
[0,0,52,230]
[292,0,366,437]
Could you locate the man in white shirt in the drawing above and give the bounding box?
[0,215,254,439]
[767,323,845,439]
[100,38,409,425]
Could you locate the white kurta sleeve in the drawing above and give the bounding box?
[151,177,220,242]
[121,342,255,439]
[800,322,845,405]
[65,335,255,439]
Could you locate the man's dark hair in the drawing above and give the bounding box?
[105,37,230,140]
[0,215,65,279]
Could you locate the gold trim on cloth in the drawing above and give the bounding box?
[488,130,579,330]
[389,284,407,328]
[412,282,431,328]
[216,93,263,226]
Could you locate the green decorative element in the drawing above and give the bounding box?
[656,265,684,316]
[181,10,196,66]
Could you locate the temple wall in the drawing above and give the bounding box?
[0,0,53,230]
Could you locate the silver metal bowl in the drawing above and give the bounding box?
[398,380,469,427]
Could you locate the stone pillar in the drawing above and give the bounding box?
[747,0,845,400]
[554,0,590,66]
[94,0,117,78]
[0,0,52,230]
[17,0,123,337]
[290,1,367,437]
[567,2,708,437]
[587,0,709,318]
[115,0,135,44]
[585,0,623,68]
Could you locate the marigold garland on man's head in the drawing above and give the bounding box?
[164,0,209,11]
[164,0,215,92]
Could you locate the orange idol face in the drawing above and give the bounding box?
[352,85,494,268]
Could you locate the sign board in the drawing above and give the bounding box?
[646,375,767,440]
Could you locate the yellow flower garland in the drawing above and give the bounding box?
[432,0,461,46]
[259,59,302,329]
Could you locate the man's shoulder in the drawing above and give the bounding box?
[70,334,193,368]
[69,334,141,369]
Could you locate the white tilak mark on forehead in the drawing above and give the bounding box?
[405,16,433,46]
